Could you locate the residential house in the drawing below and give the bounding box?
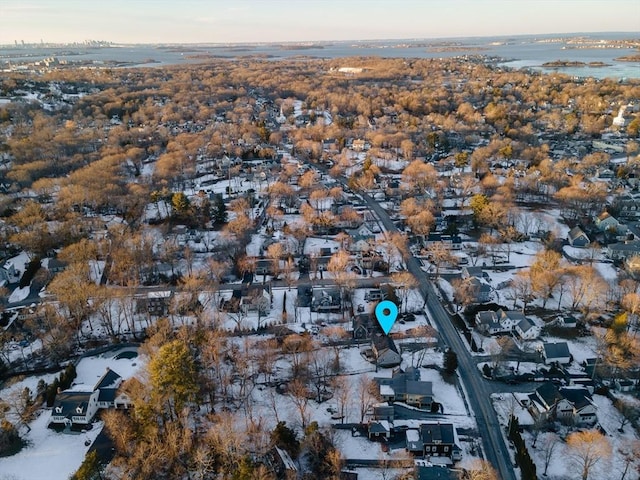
[613,193,640,220]
[372,334,401,368]
[475,309,530,336]
[45,257,68,274]
[606,240,640,261]
[567,226,590,247]
[94,368,123,409]
[352,313,378,340]
[377,367,433,409]
[475,311,505,335]
[553,387,598,425]
[406,423,462,461]
[50,391,100,427]
[425,234,462,250]
[50,368,132,428]
[468,277,492,304]
[255,258,275,277]
[527,381,563,423]
[370,404,395,422]
[514,317,540,342]
[368,420,391,440]
[0,262,19,285]
[497,310,527,331]
[594,211,621,232]
[364,288,385,302]
[542,342,572,365]
[137,290,173,316]
[614,378,636,393]
[461,266,484,280]
[240,286,271,315]
[311,287,341,312]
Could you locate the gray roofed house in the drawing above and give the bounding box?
[567,226,590,247]
[377,368,433,409]
[606,240,640,261]
[475,311,504,335]
[528,382,597,425]
[94,368,123,409]
[352,313,377,340]
[528,381,563,421]
[514,317,540,342]
[372,334,401,368]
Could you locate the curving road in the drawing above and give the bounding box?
[359,190,517,480]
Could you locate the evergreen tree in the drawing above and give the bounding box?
[211,193,228,225]
[70,450,102,480]
[271,421,300,458]
[443,349,458,375]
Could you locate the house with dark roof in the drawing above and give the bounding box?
[556,387,597,425]
[528,382,597,426]
[352,313,383,340]
[542,342,572,365]
[263,446,298,479]
[514,317,540,342]
[94,368,123,409]
[50,391,100,427]
[475,311,505,335]
[376,367,433,409]
[368,420,391,440]
[406,423,462,461]
[371,335,401,368]
[527,381,564,422]
[49,368,129,428]
[311,287,341,312]
[606,240,640,261]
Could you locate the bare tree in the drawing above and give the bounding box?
[355,376,378,424]
[464,459,499,480]
[566,429,612,480]
[288,379,311,429]
[539,432,560,477]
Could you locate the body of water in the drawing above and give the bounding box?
[0,32,638,80]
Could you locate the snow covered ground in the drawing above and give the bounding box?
[0,347,144,480]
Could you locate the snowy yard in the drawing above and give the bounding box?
[0,347,144,480]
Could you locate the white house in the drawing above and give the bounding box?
[50,390,100,427]
[556,387,598,426]
[542,342,572,365]
[514,317,540,342]
[50,368,129,428]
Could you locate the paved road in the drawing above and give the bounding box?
[359,189,517,480]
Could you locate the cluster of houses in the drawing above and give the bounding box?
[366,368,463,465]
[523,381,597,426]
[475,308,541,346]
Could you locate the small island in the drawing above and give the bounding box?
[615,53,640,63]
[542,60,610,68]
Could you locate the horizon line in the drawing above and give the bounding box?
[1,30,638,48]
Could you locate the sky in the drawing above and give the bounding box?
[0,0,638,45]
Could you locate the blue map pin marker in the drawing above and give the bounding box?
[375,300,399,335]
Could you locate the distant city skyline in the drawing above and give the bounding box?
[0,0,638,45]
